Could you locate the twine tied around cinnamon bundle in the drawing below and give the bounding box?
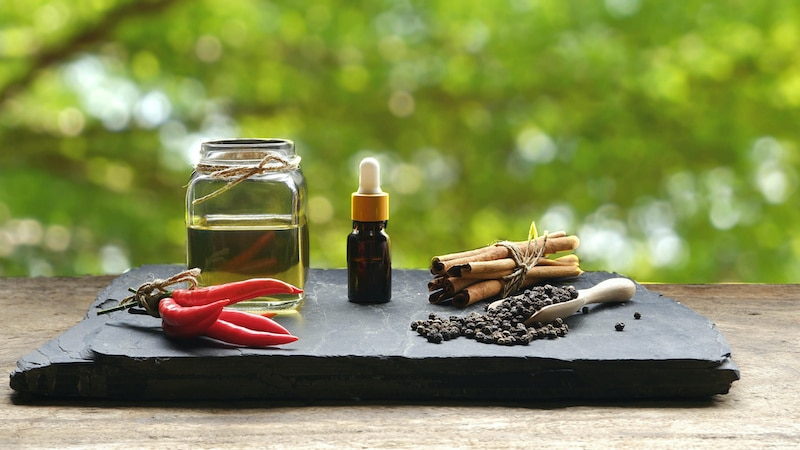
[496,225,549,298]
[192,151,302,205]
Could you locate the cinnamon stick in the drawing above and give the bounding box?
[431,245,496,264]
[427,276,448,292]
[521,235,580,256]
[548,254,580,265]
[450,264,583,307]
[428,290,449,304]
[430,231,569,274]
[446,258,516,277]
[452,279,503,308]
[428,275,480,296]
[431,245,508,275]
[449,254,580,279]
[520,265,583,285]
[432,235,580,276]
[448,276,480,295]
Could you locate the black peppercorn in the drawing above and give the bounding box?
[634,312,641,320]
[412,284,579,346]
[615,322,625,331]
[428,332,443,343]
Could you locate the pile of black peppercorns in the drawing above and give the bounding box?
[411,284,578,346]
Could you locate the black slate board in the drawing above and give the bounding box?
[10,265,739,401]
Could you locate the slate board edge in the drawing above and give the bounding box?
[11,353,738,401]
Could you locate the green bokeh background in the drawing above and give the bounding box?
[1,0,798,282]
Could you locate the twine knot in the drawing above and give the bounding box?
[496,232,548,297]
[192,151,301,205]
[111,268,201,317]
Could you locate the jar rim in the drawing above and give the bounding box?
[200,138,296,162]
[202,138,294,149]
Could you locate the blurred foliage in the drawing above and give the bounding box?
[1,0,799,282]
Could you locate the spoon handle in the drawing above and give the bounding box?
[578,278,636,305]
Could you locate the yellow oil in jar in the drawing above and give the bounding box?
[187,214,308,311]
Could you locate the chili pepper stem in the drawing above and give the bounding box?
[96,302,135,315]
[97,268,203,316]
[96,290,172,315]
[97,287,177,316]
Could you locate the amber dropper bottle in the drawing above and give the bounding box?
[347,157,391,303]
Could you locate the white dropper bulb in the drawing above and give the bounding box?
[357,157,383,194]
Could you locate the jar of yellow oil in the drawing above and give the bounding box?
[186,138,308,311]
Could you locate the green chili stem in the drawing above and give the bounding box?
[96,301,135,315]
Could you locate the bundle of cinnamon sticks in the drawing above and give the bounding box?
[428,231,582,307]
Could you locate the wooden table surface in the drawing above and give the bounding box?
[1,275,798,449]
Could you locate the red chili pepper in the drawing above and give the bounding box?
[158,297,229,327]
[97,273,302,346]
[171,278,303,307]
[161,312,219,339]
[160,304,227,338]
[158,297,228,339]
[205,319,299,347]
[218,309,291,335]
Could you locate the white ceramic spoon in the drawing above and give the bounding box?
[487,277,637,325]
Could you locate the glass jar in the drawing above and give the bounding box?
[186,138,308,311]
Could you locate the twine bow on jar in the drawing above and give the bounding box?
[191,151,302,205]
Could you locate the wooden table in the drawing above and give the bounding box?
[1,276,798,448]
